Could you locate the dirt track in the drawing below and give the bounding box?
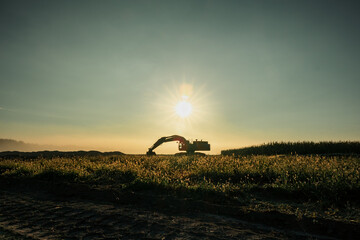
[0,189,337,240]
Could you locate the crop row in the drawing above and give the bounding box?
[0,155,359,205]
[221,141,360,156]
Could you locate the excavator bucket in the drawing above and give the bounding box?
[146,149,156,156]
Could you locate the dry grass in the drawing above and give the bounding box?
[1,154,359,222]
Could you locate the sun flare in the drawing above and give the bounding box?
[175,96,192,118]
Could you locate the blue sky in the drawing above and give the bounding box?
[1,0,359,153]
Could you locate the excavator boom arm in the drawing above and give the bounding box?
[147,135,187,155]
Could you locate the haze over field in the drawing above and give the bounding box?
[0,139,79,152]
[1,0,360,154]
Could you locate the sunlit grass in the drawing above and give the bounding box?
[1,155,359,205]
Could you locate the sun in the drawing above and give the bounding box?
[175,96,192,118]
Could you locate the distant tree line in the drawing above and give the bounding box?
[0,151,124,159]
[221,141,360,156]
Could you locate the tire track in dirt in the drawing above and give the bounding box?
[0,190,332,240]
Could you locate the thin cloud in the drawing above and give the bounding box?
[0,107,11,111]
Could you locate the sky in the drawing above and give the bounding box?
[1,0,360,154]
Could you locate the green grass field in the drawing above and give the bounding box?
[1,154,359,223]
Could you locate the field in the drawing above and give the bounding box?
[1,154,360,239]
[1,155,359,217]
[221,141,360,156]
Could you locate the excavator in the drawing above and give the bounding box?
[146,135,210,156]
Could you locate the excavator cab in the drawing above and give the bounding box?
[178,141,187,151]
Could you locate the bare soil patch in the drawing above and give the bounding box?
[0,179,357,239]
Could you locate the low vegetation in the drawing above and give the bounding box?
[1,155,359,212]
[221,141,360,156]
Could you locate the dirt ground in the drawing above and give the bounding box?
[0,187,342,240]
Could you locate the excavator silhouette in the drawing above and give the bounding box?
[146,135,210,156]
